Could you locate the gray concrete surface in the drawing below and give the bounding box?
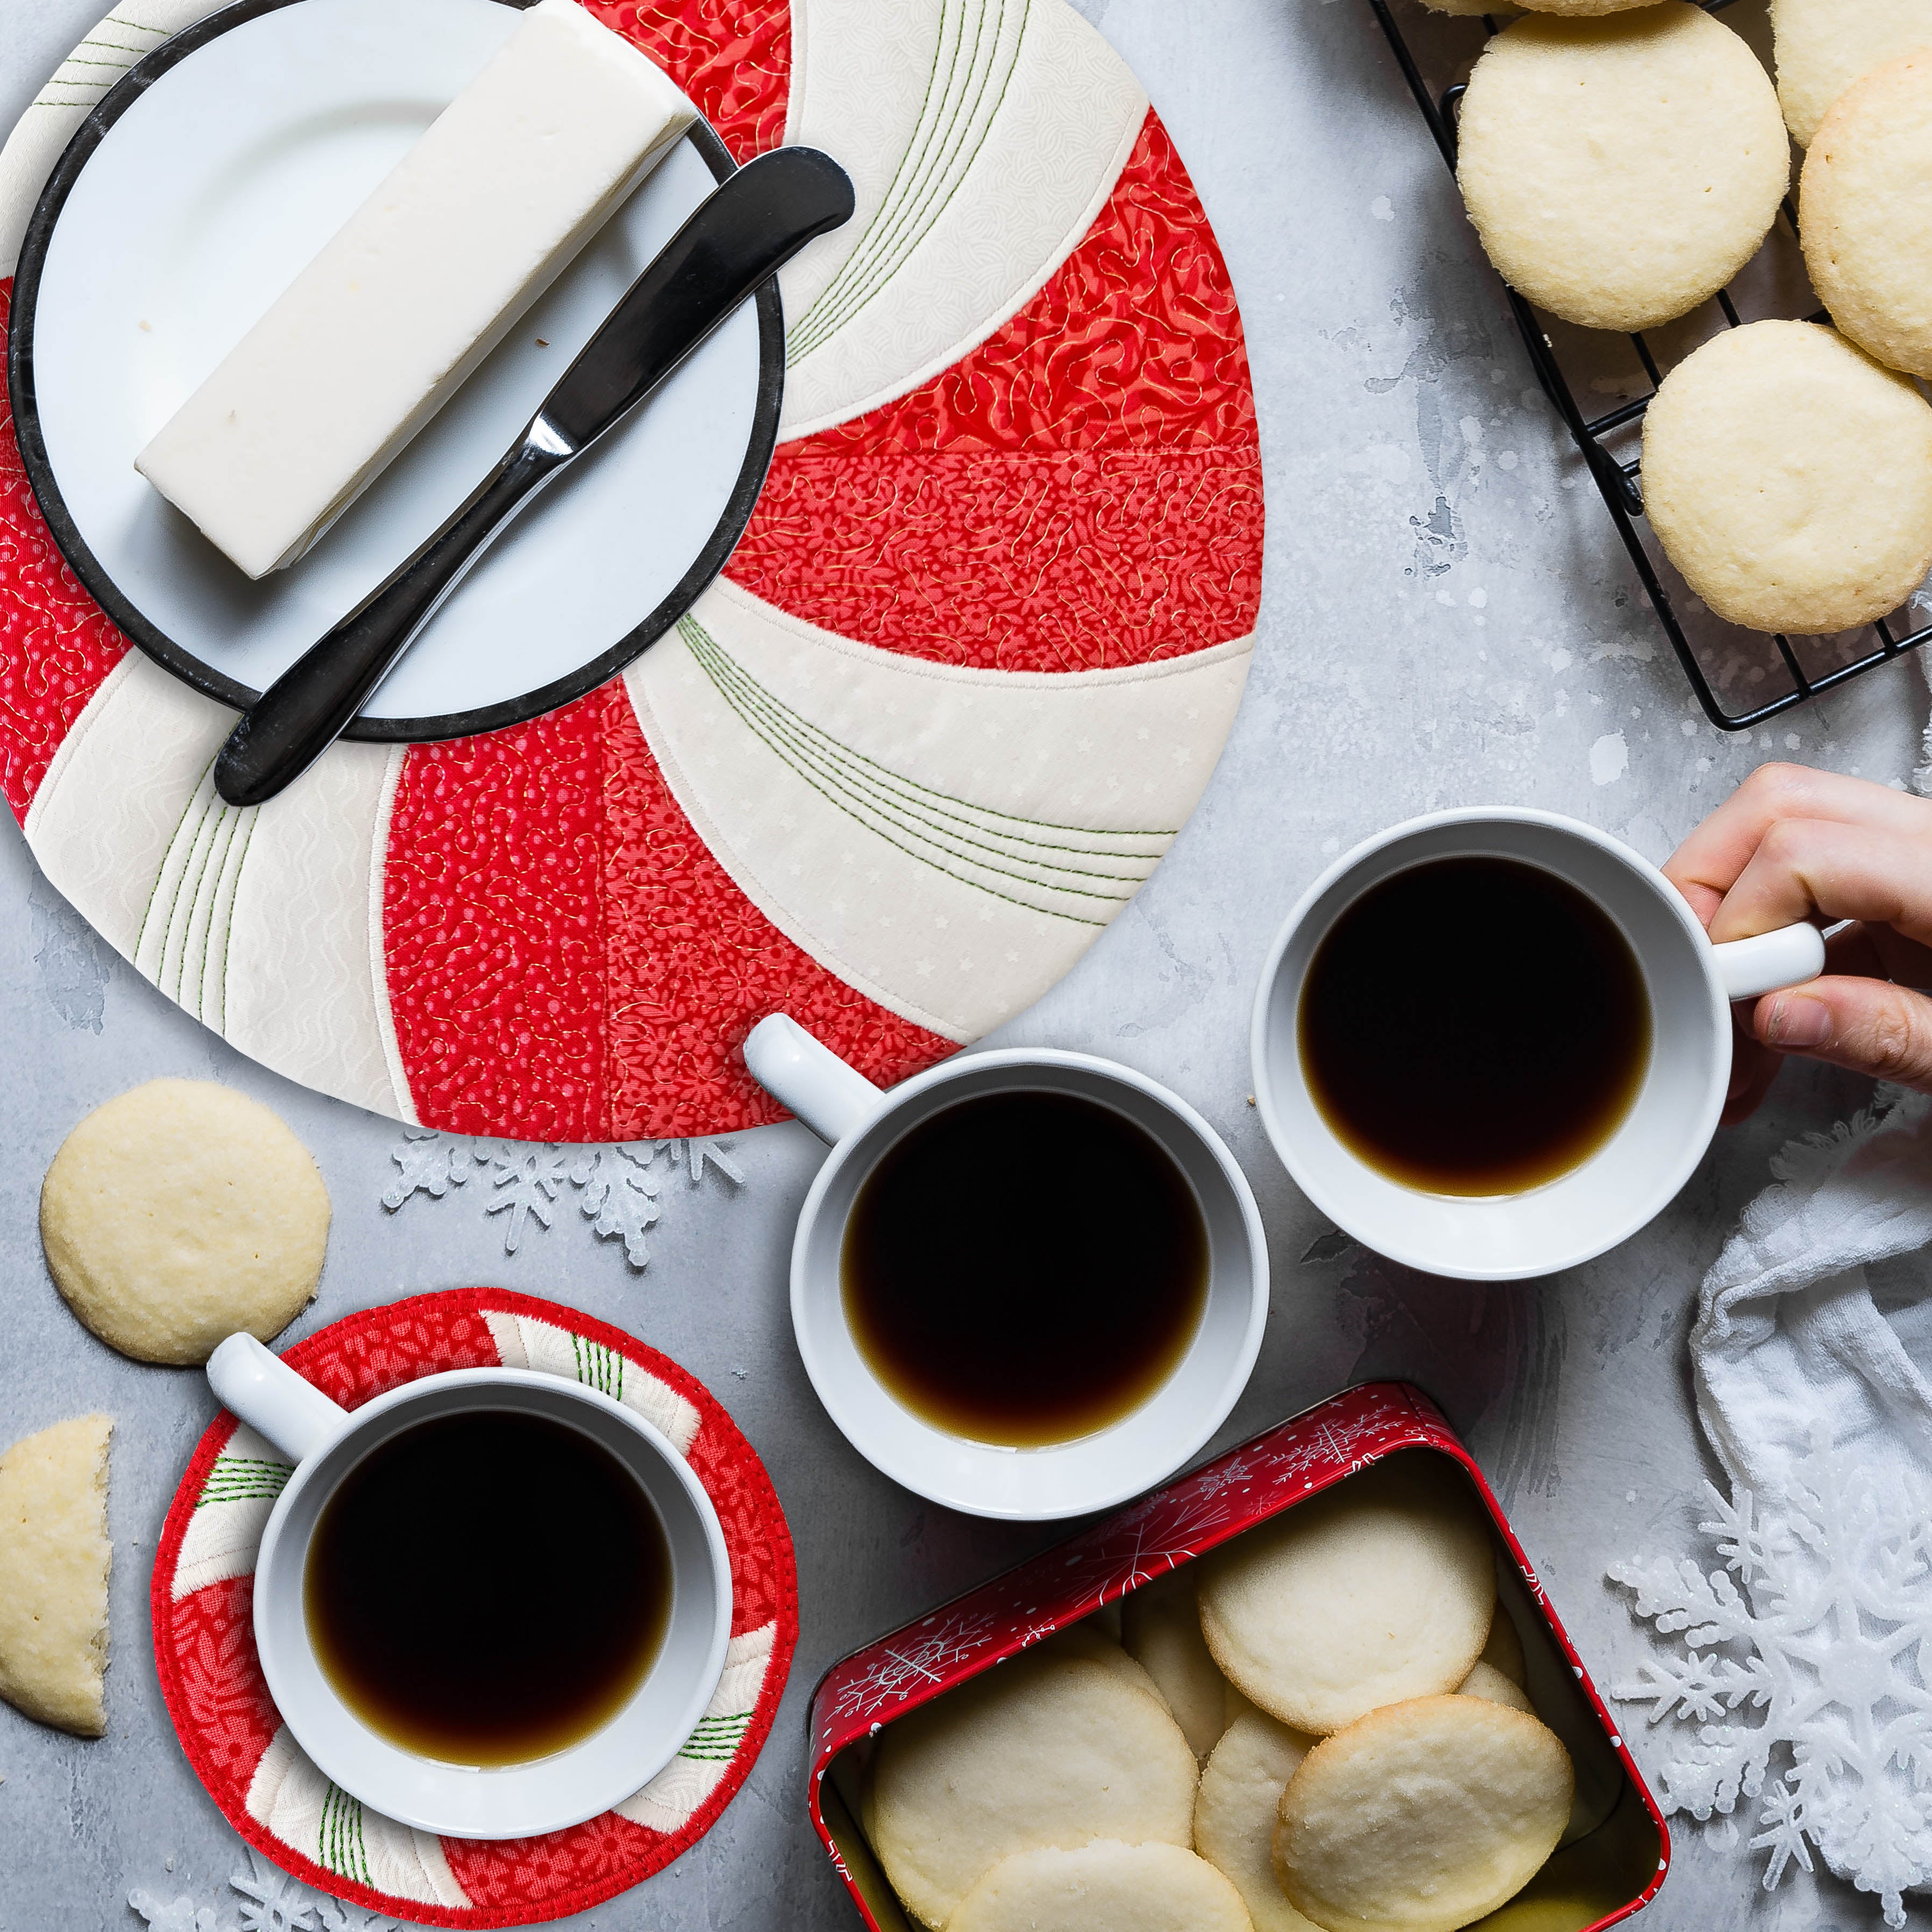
[3,0,1925,1926]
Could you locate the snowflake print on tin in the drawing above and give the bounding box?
[826,1603,1012,1727]
[1610,1428,1932,1928]
[382,1130,743,1269]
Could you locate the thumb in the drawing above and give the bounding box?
[1749,977,1932,1092]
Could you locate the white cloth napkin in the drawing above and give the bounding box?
[1693,1091,1932,1507]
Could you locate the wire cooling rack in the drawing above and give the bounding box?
[1367,0,1931,730]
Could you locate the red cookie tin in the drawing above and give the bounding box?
[806,1380,1668,1932]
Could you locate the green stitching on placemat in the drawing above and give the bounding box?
[177,801,240,1013]
[195,1457,292,1508]
[319,1781,375,1890]
[691,636,1161,885]
[677,619,1175,842]
[216,807,262,1038]
[570,1332,623,1400]
[680,1711,752,1761]
[676,616,1177,926]
[134,756,220,970]
[787,0,1031,364]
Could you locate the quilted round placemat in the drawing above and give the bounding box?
[150,1289,798,1928]
[0,0,1264,1141]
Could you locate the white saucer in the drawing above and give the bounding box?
[10,0,780,739]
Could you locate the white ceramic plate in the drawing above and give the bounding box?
[11,0,780,738]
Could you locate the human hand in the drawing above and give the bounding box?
[1664,763,1932,1121]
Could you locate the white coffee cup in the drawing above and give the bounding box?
[743,1016,1268,1521]
[1249,807,1827,1281]
[204,1333,731,1839]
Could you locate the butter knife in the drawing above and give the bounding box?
[214,144,854,808]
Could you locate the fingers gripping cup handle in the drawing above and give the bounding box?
[206,1332,349,1464]
[1710,922,1828,1003]
[743,1014,888,1145]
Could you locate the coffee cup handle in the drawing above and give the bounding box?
[1709,921,1828,1003]
[207,1332,348,1465]
[743,1013,887,1144]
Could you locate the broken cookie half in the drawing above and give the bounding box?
[0,1413,112,1736]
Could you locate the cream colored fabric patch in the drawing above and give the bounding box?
[483,1310,701,1454]
[42,1078,330,1365]
[169,1424,292,1600]
[245,1729,470,1907]
[1197,1455,1496,1735]
[1640,321,1932,634]
[949,1841,1252,1932]
[1274,1696,1574,1932]
[776,0,1147,441]
[1457,4,1788,330]
[867,1651,1198,1929]
[1801,51,1932,377]
[627,580,1253,1043]
[1772,0,1932,145]
[1121,1568,1226,1758]
[617,1622,774,1833]
[1194,1710,1320,1932]
[0,1414,112,1737]
[25,656,415,1120]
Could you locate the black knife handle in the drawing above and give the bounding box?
[214,426,569,808]
[214,145,855,809]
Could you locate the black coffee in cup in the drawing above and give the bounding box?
[306,1410,671,1765]
[1298,855,1652,1196]
[841,1091,1208,1447]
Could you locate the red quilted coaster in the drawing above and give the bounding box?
[150,1290,798,1928]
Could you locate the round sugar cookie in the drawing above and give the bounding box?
[1801,51,1932,377]
[40,1079,330,1366]
[1197,1454,1495,1735]
[1043,1620,1174,1716]
[1457,1659,1536,1712]
[0,1414,112,1737]
[1771,0,1932,145]
[1274,1696,1574,1932]
[1456,5,1789,330]
[949,1842,1251,1932]
[867,1653,1199,1929]
[1640,321,1932,633]
[1121,1569,1226,1758]
[1194,1710,1320,1932]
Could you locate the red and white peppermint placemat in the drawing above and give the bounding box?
[0,0,1263,1141]
[151,1290,797,1927]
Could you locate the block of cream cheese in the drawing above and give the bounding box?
[134,0,695,579]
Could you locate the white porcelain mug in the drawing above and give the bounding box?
[1249,807,1828,1281]
[743,1016,1269,1520]
[204,1333,731,1839]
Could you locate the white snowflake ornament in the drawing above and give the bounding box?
[380,1128,478,1209]
[483,1146,571,1252]
[127,1893,220,1932]
[571,1145,663,1268]
[1610,1429,1932,1927]
[381,1130,743,1267]
[230,1850,325,1932]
